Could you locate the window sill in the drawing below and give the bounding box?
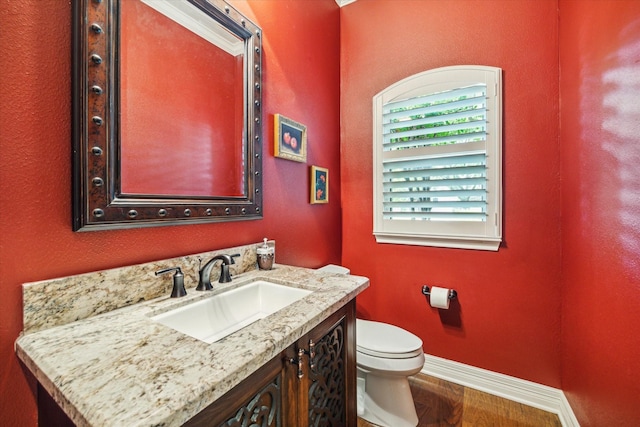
[374,231,501,251]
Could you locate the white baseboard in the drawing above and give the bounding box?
[421,355,580,427]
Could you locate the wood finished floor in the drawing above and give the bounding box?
[357,373,562,427]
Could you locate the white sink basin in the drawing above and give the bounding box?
[151,280,312,343]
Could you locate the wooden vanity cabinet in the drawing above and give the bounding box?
[185,299,357,427]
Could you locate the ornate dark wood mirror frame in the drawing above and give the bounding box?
[72,0,262,231]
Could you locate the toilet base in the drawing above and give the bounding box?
[357,369,419,427]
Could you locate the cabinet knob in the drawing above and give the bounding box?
[308,340,315,369]
[298,347,306,378]
[288,341,316,379]
[288,348,304,379]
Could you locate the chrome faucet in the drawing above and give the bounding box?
[196,254,239,291]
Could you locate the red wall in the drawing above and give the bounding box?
[340,0,563,387]
[0,0,341,425]
[559,1,640,425]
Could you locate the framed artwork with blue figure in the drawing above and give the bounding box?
[274,114,307,162]
[310,166,328,204]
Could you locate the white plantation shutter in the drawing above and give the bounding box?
[373,66,502,250]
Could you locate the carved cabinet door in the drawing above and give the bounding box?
[185,354,286,427]
[295,301,357,427]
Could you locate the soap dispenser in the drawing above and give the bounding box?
[257,238,274,270]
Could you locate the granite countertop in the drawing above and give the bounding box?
[15,264,369,427]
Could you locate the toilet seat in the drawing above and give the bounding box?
[356,319,423,359]
[357,350,425,375]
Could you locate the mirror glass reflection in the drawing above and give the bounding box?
[120,0,245,197]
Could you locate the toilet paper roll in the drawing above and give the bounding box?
[430,286,451,309]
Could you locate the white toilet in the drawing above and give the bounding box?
[356,319,424,427]
[315,265,425,427]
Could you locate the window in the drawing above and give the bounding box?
[373,65,502,251]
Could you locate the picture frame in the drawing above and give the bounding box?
[274,114,307,162]
[310,166,329,204]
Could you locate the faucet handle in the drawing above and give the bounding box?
[218,254,240,282]
[155,267,187,298]
[219,264,232,283]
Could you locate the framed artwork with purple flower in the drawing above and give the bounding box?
[310,165,328,204]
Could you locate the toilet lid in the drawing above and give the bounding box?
[356,319,423,359]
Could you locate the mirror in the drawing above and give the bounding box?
[72,0,262,231]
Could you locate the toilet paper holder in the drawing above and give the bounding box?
[421,285,457,301]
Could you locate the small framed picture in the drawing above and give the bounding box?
[310,166,329,204]
[274,114,307,162]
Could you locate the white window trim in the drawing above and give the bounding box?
[373,65,502,251]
